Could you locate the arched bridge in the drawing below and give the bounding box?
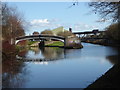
[15,34,65,45]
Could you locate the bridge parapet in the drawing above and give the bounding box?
[16,34,65,40]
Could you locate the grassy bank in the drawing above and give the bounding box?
[46,41,64,46]
[28,41,39,46]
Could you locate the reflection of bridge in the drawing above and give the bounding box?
[16,55,65,62]
[16,34,66,46]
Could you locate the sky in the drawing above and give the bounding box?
[8,2,111,35]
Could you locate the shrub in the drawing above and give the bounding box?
[41,30,53,35]
[105,23,120,41]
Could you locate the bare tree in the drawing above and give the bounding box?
[2,3,25,44]
[88,2,120,22]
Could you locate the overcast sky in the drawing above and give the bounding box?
[8,2,111,35]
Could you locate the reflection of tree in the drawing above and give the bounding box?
[2,52,29,88]
[40,47,64,60]
[106,55,119,65]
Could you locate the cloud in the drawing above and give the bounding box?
[30,19,49,24]
[29,19,51,28]
[29,19,62,28]
[24,18,63,35]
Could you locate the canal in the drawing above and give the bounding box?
[2,43,119,88]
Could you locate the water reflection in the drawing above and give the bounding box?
[2,48,29,88]
[2,43,119,88]
[105,47,119,65]
[34,61,48,65]
[106,55,119,65]
[40,47,64,60]
[22,47,65,62]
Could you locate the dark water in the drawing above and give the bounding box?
[2,43,119,88]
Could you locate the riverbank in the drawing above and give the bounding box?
[45,45,83,49]
[83,40,120,88]
[2,40,30,62]
[85,63,120,89]
[82,39,120,47]
[85,47,120,89]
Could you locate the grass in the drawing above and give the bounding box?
[47,41,64,46]
[28,41,39,45]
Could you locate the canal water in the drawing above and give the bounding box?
[2,43,119,88]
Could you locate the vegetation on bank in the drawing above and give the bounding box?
[82,22,120,47]
[2,2,26,60]
[2,3,25,44]
[15,45,28,52]
[105,23,120,42]
[28,41,39,46]
[46,41,64,46]
[87,2,120,46]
